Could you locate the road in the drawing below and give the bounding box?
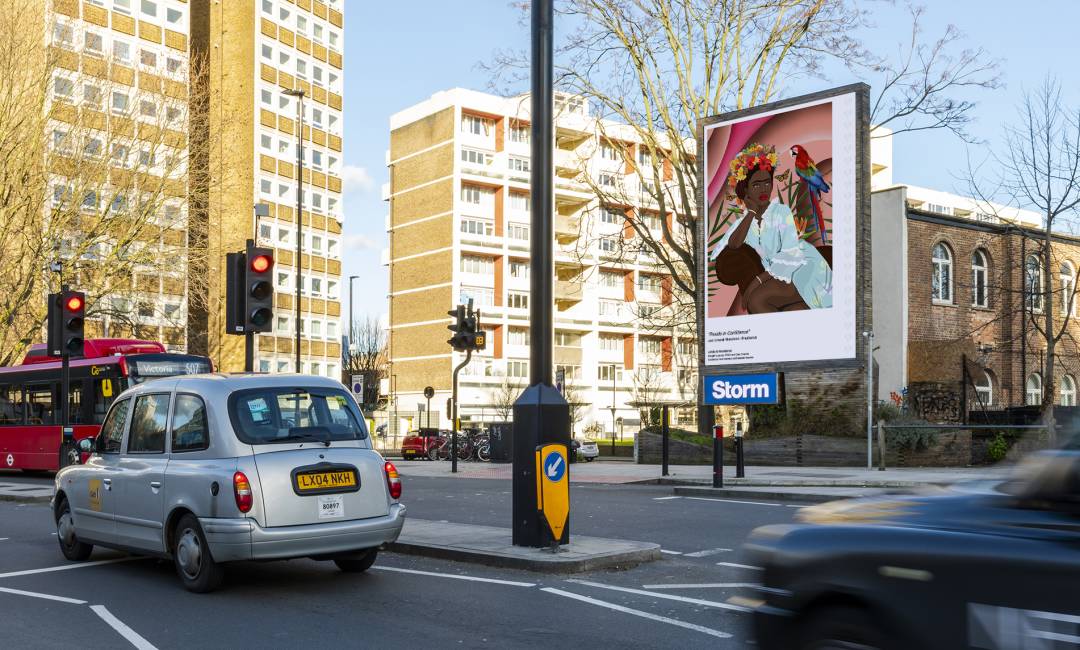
[0,470,810,649]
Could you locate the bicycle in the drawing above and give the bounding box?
[474,433,491,462]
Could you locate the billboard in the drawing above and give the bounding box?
[701,87,864,366]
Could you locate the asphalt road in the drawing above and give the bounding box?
[0,473,810,649]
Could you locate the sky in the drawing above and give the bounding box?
[339,1,1080,324]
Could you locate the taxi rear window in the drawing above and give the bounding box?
[228,387,368,445]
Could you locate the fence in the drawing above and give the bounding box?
[875,423,1055,469]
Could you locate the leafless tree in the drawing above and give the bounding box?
[631,367,663,428]
[490,375,521,421]
[562,382,586,434]
[341,316,388,409]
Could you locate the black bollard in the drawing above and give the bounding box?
[712,425,723,488]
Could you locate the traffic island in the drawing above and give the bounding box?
[388,518,660,573]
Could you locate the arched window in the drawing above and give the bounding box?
[1025,255,1044,312]
[974,371,993,406]
[971,249,989,308]
[1061,262,1076,316]
[1061,375,1076,407]
[1026,373,1043,406]
[932,243,953,304]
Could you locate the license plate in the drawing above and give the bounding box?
[318,494,344,519]
[296,470,357,492]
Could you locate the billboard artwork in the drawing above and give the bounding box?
[703,90,859,365]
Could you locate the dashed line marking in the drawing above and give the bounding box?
[0,586,87,604]
[642,583,760,590]
[90,605,159,650]
[684,496,782,507]
[541,587,732,639]
[716,562,763,571]
[660,549,683,555]
[0,557,143,579]
[566,579,752,613]
[371,565,536,587]
[684,547,733,558]
[653,496,682,500]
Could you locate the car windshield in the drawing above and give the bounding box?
[229,387,368,445]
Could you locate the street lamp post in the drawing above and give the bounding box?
[348,275,359,351]
[610,363,616,455]
[283,88,305,373]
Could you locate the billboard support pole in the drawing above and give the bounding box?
[864,330,874,470]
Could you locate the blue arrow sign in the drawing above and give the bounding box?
[544,450,565,482]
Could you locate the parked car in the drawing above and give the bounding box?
[52,374,406,593]
[400,427,444,460]
[576,438,600,462]
[746,447,1080,650]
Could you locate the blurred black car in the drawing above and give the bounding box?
[746,449,1080,650]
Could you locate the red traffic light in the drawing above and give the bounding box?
[65,295,83,312]
[250,254,273,273]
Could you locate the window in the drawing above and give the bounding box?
[974,371,993,406]
[639,303,660,317]
[1025,255,1043,312]
[599,271,621,288]
[326,280,339,299]
[113,40,131,63]
[600,207,623,225]
[1061,375,1076,407]
[261,44,273,61]
[555,365,581,381]
[140,49,157,68]
[26,386,54,425]
[275,315,290,334]
[262,0,273,14]
[931,243,953,304]
[82,84,103,108]
[112,91,129,114]
[971,249,989,308]
[141,0,158,18]
[311,235,323,253]
[310,319,323,337]
[459,218,493,237]
[128,394,169,453]
[229,388,367,444]
[509,261,529,279]
[598,299,622,318]
[166,57,182,74]
[1026,373,1043,406]
[296,15,308,34]
[509,193,530,213]
[508,156,530,173]
[508,328,529,346]
[259,359,271,373]
[166,8,183,25]
[927,203,952,215]
[641,213,662,232]
[639,338,661,355]
[140,100,156,117]
[460,186,483,205]
[85,32,103,54]
[461,115,491,136]
[114,0,132,13]
[53,22,75,47]
[637,274,661,292]
[599,173,617,188]
[507,360,528,378]
[600,141,620,161]
[508,223,529,241]
[461,148,489,166]
[599,237,619,254]
[460,286,495,307]
[98,398,130,453]
[637,147,653,167]
[53,77,74,98]
[595,335,620,352]
[510,125,530,143]
[1062,262,1076,316]
[554,332,581,347]
[598,364,623,382]
[326,321,338,339]
[508,292,529,309]
[310,277,323,296]
[460,255,494,275]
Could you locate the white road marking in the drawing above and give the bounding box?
[716,562,763,571]
[642,583,760,590]
[566,579,751,613]
[0,557,142,579]
[652,496,682,500]
[371,565,535,587]
[0,586,87,604]
[659,549,683,555]
[0,538,9,541]
[684,547,733,558]
[685,496,781,507]
[785,504,810,508]
[541,587,732,639]
[90,605,159,650]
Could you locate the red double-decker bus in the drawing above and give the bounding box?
[0,339,212,472]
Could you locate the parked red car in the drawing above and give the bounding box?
[400,428,444,460]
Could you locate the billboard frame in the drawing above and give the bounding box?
[696,83,872,384]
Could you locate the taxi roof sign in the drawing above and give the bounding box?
[535,443,569,543]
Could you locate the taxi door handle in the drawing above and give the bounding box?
[150,481,162,489]
[102,478,111,490]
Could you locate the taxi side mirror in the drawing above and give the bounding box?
[77,438,94,455]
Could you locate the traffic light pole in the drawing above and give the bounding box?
[58,288,72,464]
[245,331,254,373]
[450,349,472,474]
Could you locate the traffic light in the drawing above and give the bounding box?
[245,242,274,332]
[48,290,85,357]
[447,304,466,350]
[446,303,485,351]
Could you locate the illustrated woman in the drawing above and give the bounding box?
[711,143,832,312]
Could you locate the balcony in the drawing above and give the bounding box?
[555,279,583,303]
[555,214,580,244]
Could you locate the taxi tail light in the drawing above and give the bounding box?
[384,461,402,500]
[233,471,253,513]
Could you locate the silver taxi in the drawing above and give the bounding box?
[52,374,405,592]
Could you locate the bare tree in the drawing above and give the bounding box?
[562,382,586,434]
[966,77,1080,430]
[342,316,388,410]
[631,367,663,428]
[486,0,1001,431]
[489,376,521,421]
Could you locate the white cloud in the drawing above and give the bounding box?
[343,233,378,251]
[341,165,375,194]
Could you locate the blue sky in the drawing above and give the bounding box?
[339,1,1080,323]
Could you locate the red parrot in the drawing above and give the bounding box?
[790,144,830,244]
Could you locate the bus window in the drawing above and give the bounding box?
[67,381,84,424]
[93,378,118,424]
[0,384,22,424]
[26,385,54,425]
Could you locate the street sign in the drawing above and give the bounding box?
[351,374,364,399]
[555,368,565,394]
[702,373,780,405]
[534,443,569,542]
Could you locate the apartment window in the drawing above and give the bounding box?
[600,207,623,224]
[313,23,325,43]
[313,66,324,86]
[599,334,621,351]
[1025,255,1043,312]
[460,218,493,237]
[326,280,339,299]
[260,134,273,151]
[275,316,290,334]
[641,213,662,231]
[508,156,530,173]
[460,186,483,205]
[258,223,272,241]
[85,32,103,54]
[311,149,324,169]
[82,84,103,108]
[931,243,952,304]
[600,141,620,161]
[111,144,128,164]
[141,0,158,18]
[460,286,495,307]
[510,125,530,143]
[508,223,529,241]
[140,49,157,67]
[310,320,322,337]
[326,321,339,340]
[166,8,183,25]
[276,271,291,290]
[1061,262,1076,316]
[139,149,154,167]
[166,57,182,74]
[598,364,623,382]
[639,338,661,355]
[140,100,156,117]
[277,227,291,245]
[507,360,528,378]
[112,91,129,114]
[1026,373,1043,406]
[114,0,132,14]
[509,193,531,213]
[84,138,103,158]
[279,6,290,20]
[599,173,617,188]
[637,274,661,292]
[460,255,494,275]
[678,340,696,357]
[972,249,989,308]
[166,106,181,123]
[277,360,290,373]
[327,238,339,257]
[311,235,323,253]
[461,148,489,166]
[311,107,323,128]
[508,292,529,310]
[262,44,273,60]
[927,203,952,215]
[260,179,272,195]
[638,365,662,382]
[52,130,69,153]
[555,365,581,381]
[461,115,491,136]
[53,23,75,47]
[639,303,661,317]
[329,31,340,50]
[310,277,323,296]
[110,39,131,64]
[296,60,307,79]
[259,359,271,373]
[262,0,273,14]
[554,332,581,347]
[599,237,619,254]
[509,261,529,279]
[637,147,653,167]
[598,299,621,317]
[1061,375,1077,407]
[507,328,529,346]
[53,77,74,98]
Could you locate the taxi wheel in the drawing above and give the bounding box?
[334,548,378,573]
[585,457,595,462]
[56,498,93,561]
[173,514,224,593]
[800,605,886,650]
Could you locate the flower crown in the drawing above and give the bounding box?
[728,143,779,189]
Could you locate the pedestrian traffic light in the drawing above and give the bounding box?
[48,290,85,357]
[245,242,274,333]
